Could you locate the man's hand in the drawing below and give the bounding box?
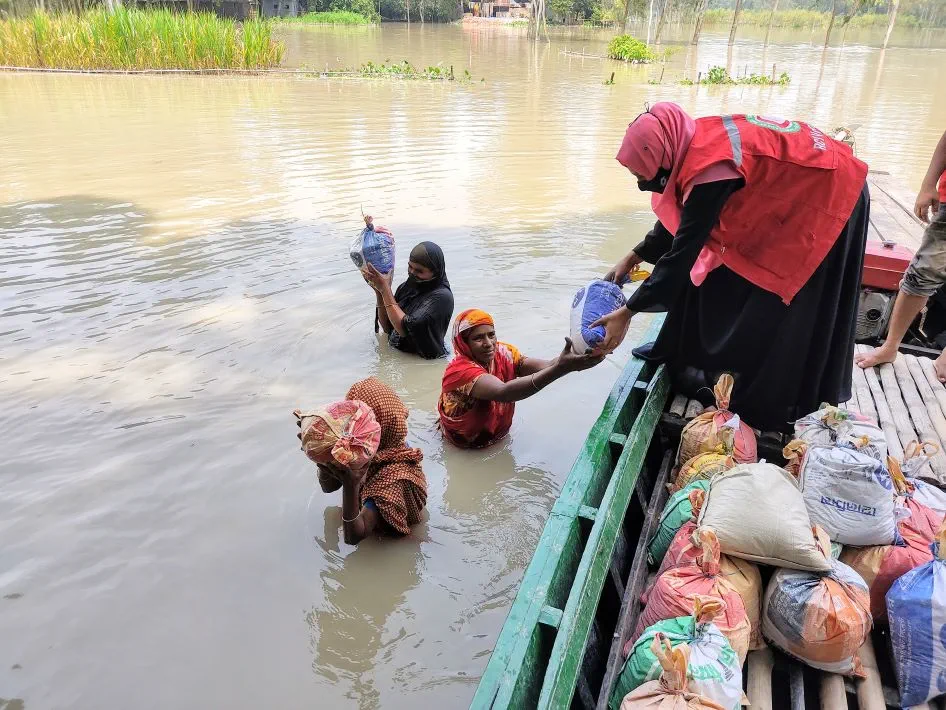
[915,185,941,223]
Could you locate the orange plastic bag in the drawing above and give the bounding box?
[655,525,764,651]
[762,528,872,676]
[840,455,945,618]
[634,530,751,663]
[618,638,728,710]
[678,374,757,465]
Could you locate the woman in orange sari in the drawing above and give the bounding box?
[438,309,602,448]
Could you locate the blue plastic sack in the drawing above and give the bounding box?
[349,223,395,274]
[569,279,626,355]
[887,536,946,707]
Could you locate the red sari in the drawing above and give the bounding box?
[438,309,523,449]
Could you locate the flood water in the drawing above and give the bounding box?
[1,21,945,710]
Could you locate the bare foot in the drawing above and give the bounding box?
[934,351,946,383]
[854,345,898,369]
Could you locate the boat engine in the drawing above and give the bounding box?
[857,240,946,352]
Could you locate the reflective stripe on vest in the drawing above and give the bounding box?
[721,115,743,168]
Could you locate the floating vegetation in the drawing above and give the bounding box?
[277,10,377,25]
[678,65,791,86]
[606,34,656,63]
[0,8,284,70]
[701,8,921,29]
[349,59,472,80]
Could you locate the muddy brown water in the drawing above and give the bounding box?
[1,22,945,710]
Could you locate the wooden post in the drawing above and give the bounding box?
[728,0,743,45]
[883,0,899,48]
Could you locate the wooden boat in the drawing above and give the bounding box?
[470,313,946,710]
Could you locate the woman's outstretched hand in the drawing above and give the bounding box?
[590,307,633,355]
[558,337,605,372]
[603,251,643,283]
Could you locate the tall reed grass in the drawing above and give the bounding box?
[0,8,285,70]
[278,10,376,24]
[701,8,914,29]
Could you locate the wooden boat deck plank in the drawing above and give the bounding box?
[867,173,925,250]
[855,346,945,481]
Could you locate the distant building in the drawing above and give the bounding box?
[466,0,529,17]
[261,0,300,16]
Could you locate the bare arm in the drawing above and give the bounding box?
[470,339,602,403]
[917,130,946,222]
[340,470,380,545]
[365,264,407,336]
[519,355,553,376]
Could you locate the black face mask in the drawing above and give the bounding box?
[637,166,671,194]
[407,273,435,286]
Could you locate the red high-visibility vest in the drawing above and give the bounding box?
[677,115,868,304]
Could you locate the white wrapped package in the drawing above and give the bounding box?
[794,404,886,461]
[570,279,626,354]
[797,442,897,546]
[903,442,946,514]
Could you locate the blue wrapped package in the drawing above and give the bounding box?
[569,279,626,355]
[349,220,395,274]
[887,527,946,707]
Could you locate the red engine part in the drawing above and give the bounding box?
[862,241,915,291]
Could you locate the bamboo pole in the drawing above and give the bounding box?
[855,637,887,710]
[684,399,704,419]
[906,354,946,448]
[747,648,774,710]
[919,357,946,418]
[879,362,920,452]
[857,346,904,460]
[819,673,846,710]
[669,394,687,417]
[892,357,946,480]
[851,358,878,422]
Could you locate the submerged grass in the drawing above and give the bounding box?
[0,8,284,70]
[701,8,919,29]
[277,10,377,25]
[678,65,791,86]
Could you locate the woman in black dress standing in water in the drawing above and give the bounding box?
[593,103,870,431]
[362,218,454,359]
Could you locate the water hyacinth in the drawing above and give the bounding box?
[0,8,284,70]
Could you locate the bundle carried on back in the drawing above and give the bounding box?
[634,530,751,663]
[673,428,736,493]
[762,528,872,676]
[887,521,946,707]
[654,526,764,650]
[793,404,886,461]
[698,462,831,572]
[612,598,745,710]
[678,375,756,465]
[784,438,897,546]
[349,215,395,274]
[841,448,946,618]
[617,638,727,710]
[569,279,627,354]
[648,482,710,567]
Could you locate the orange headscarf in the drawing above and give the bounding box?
[439,309,521,448]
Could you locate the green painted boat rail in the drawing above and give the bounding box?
[471,317,670,709]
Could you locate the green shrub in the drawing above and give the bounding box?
[279,10,376,23]
[606,34,655,62]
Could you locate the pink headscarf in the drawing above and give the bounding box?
[616,102,696,235]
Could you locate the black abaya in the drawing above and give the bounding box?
[626,180,870,432]
[387,241,454,359]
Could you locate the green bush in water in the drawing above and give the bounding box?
[279,10,377,24]
[606,34,656,62]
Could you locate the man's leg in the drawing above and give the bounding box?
[857,206,946,369]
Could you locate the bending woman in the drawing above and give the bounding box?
[594,103,869,431]
[296,377,428,544]
[362,220,454,359]
[438,309,602,448]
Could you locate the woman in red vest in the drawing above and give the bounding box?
[594,102,869,430]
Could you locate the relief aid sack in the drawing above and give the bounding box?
[697,462,831,572]
[569,279,626,354]
[349,220,395,274]
[794,404,886,461]
[678,375,756,465]
[761,553,872,676]
[612,599,744,710]
[793,442,897,546]
[648,482,710,566]
[886,526,946,707]
[617,639,728,710]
